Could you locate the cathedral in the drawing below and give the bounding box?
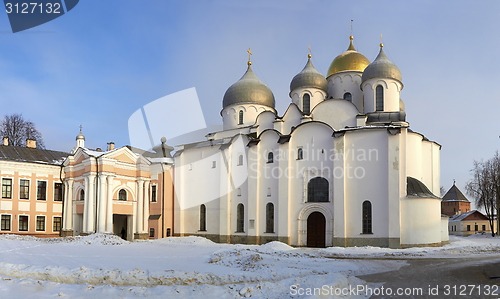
[0,36,449,248]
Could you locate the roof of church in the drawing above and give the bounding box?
[290,56,327,93]
[442,184,470,202]
[406,176,440,199]
[362,44,402,84]
[327,36,370,77]
[0,144,69,165]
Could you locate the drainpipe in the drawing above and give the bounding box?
[94,156,99,233]
[59,163,65,236]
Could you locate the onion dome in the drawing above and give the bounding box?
[362,44,402,83]
[76,127,85,141]
[327,36,370,77]
[290,54,327,93]
[222,63,275,109]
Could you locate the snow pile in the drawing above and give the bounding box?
[65,233,128,245]
[150,236,217,246]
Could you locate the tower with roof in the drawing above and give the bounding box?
[441,182,471,216]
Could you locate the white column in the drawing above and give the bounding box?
[82,176,89,232]
[106,176,114,233]
[64,178,74,230]
[143,180,150,234]
[97,175,107,232]
[136,179,144,233]
[86,174,96,233]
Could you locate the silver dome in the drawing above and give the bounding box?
[290,57,327,93]
[222,65,275,109]
[362,46,402,83]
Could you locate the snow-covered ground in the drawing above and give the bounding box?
[0,234,498,298]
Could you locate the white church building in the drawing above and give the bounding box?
[173,36,448,248]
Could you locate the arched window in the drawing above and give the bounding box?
[303,94,311,114]
[375,85,384,111]
[297,148,303,160]
[118,189,127,201]
[267,152,274,163]
[79,189,85,201]
[362,201,372,234]
[266,203,274,233]
[236,203,244,232]
[238,155,244,166]
[238,110,244,125]
[343,92,352,102]
[307,177,329,202]
[199,204,206,231]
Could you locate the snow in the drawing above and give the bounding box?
[0,233,498,298]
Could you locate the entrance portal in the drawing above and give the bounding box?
[307,211,326,247]
[113,214,129,240]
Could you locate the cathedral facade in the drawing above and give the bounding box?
[58,36,448,248]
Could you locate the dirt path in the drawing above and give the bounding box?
[357,255,500,299]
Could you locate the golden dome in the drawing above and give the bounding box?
[326,36,370,78]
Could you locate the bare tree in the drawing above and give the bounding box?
[465,156,498,236]
[0,113,45,148]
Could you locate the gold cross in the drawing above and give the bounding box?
[247,47,252,61]
[308,45,312,58]
[79,124,82,132]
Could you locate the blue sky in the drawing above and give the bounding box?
[0,1,499,197]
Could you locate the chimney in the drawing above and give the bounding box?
[2,137,8,146]
[107,142,115,151]
[26,139,36,148]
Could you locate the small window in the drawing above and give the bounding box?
[475,225,478,231]
[166,228,171,237]
[236,203,244,233]
[37,181,47,200]
[1,215,11,231]
[149,228,155,238]
[303,94,311,114]
[482,225,486,231]
[200,204,206,231]
[36,216,45,231]
[238,155,243,166]
[237,188,241,197]
[151,185,157,202]
[118,189,127,201]
[297,148,303,160]
[54,183,63,201]
[375,85,384,111]
[53,217,62,232]
[267,187,271,197]
[343,92,352,102]
[265,203,274,233]
[362,201,372,234]
[267,152,274,163]
[238,110,244,125]
[466,225,470,231]
[2,178,12,199]
[19,215,28,231]
[79,189,85,201]
[20,179,29,199]
[212,161,216,168]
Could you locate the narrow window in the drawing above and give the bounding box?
[1,215,11,231]
[307,177,329,202]
[37,181,47,200]
[2,178,12,199]
[267,187,271,197]
[80,189,85,201]
[297,148,303,160]
[20,179,29,199]
[166,228,171,237]
[343,92,352,102]
[149,228,155,238]
[236,203,244,232]
[238,110,244,125]
[482,225,486,231]
[265,203,274,233]
[303,94,311,114]
[362,201,372,234]
[237,188,241,197]
[19,215,28,231]
[118,189,127,201]
[267,152,273,163]
[212,161,216,168]
[53,217,61,232]
[238,155,244,166]
[36,216,45,231]
[151,185,157,202]
[375,85,384,111]
[466,225,470,231]
[200,204,207,231]
[54,183,63,201]
[475,224,478,231]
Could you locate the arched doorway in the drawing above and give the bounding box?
[307,212,326,247]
